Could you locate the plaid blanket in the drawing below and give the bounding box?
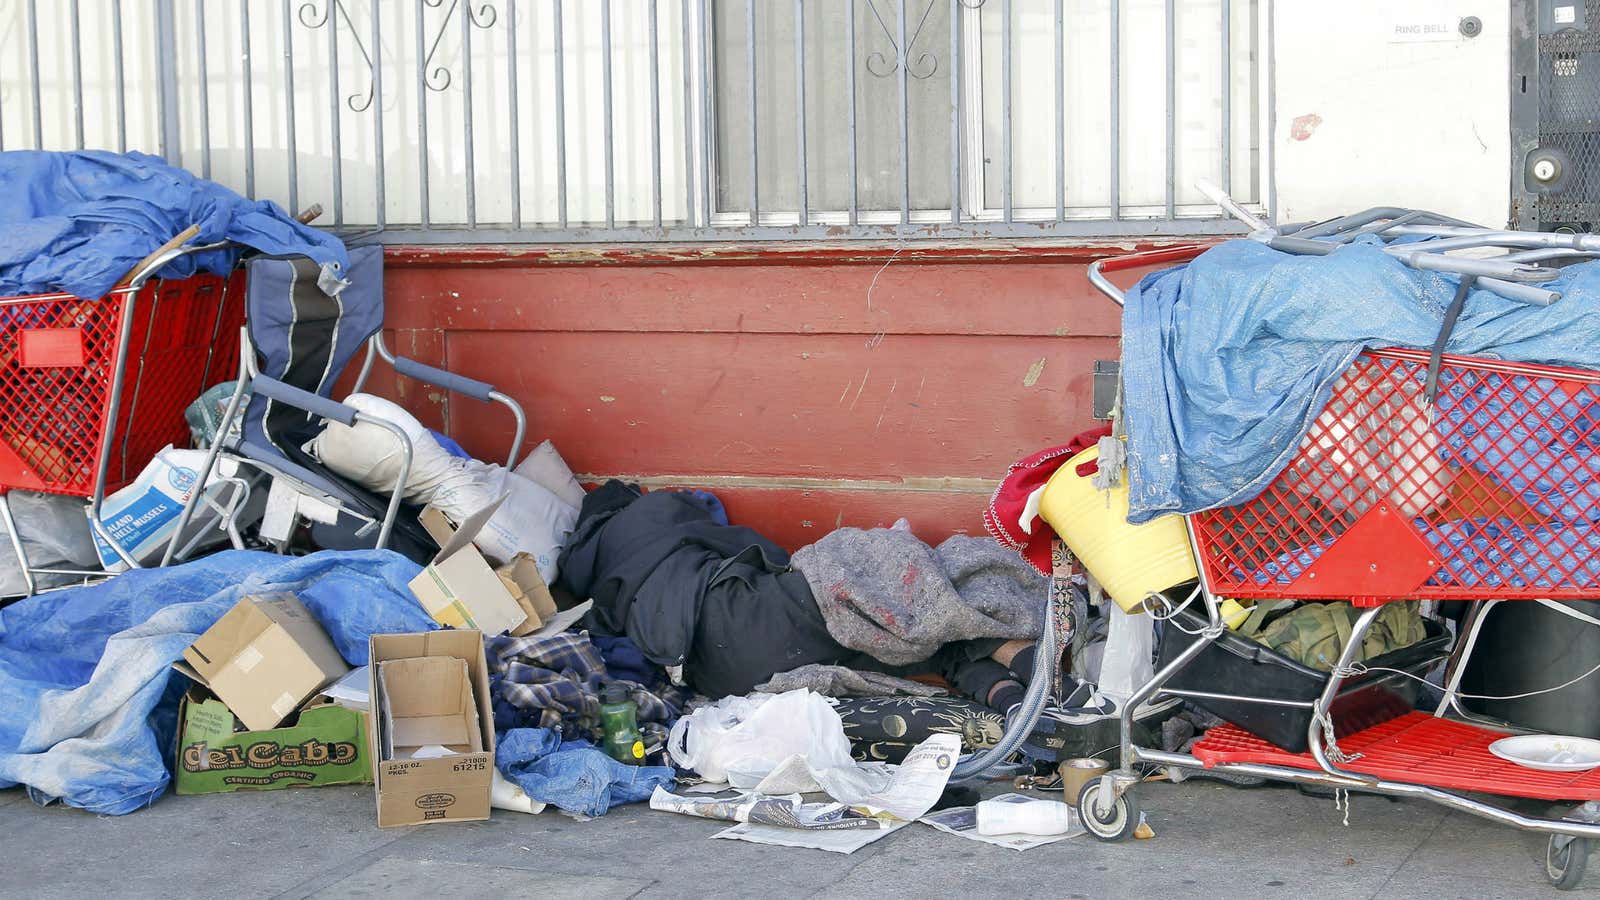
[486,631,689,747]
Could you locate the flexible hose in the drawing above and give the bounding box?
[948,581,1059,783]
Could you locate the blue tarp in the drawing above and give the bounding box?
[0,550,433,815]
[0,150,348,300]
[1121,238,1600,523]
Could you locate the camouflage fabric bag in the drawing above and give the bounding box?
[1245,601,1425,672]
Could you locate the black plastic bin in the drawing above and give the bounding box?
[1158,608,1451,753]
[1460,598,1600,738]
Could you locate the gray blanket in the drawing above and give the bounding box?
[755,664,943,698]
[791,523,1048,666]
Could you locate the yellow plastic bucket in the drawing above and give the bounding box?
[1038,444,1198,613]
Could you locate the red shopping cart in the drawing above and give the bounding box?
[1077,244,1600,890]
[0,243,245,595]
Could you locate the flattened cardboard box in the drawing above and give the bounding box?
[174,592,350,732]
[368,630,495,827]
[174,689,371,795]
[410,495,555,637]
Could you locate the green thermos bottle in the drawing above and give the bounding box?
[600,683,645,766]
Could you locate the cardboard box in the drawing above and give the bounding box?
[410,497,556,637]
[495,552,560,634]
[174,689,371,795]
[368,630,495,827]
[174,593,350,732]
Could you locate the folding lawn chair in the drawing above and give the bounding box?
[162,245,526,566]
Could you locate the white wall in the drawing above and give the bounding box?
[1272,0,1511,228]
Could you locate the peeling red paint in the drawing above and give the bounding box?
[1290,113,1323,141]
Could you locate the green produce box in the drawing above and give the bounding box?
[174,688,371,794]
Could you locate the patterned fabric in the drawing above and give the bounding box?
[984,427,1113,577]
[833,696,1004,764]
[486,630,690,749]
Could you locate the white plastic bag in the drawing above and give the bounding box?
[1094,603,1155,706]
[667,690,857,787]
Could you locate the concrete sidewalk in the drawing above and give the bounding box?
[4,776,1597,899]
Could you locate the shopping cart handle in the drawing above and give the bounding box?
[250,374,359,427]
[1087,244,1210,306]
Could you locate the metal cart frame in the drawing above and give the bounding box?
[1078,244,1600,891]
[0,241,243,596]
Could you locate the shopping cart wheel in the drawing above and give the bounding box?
[1077,777,1139,842]
[1547,835,1589,891]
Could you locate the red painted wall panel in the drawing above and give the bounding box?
[374,242,1178,549]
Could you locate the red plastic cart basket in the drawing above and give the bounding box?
[0,269,246,584]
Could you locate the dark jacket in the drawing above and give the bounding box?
[556,481,844,698]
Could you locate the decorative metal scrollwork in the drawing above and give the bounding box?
[297,0,379,112]
[297,0,498,110]
[864,0,983,80]
[422,0,498,92]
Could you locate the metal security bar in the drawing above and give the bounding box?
[0,0,1269,243]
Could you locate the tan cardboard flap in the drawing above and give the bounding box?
[498,554,559,637]
[378,657,481,752]
[181,593,277,679]
[419,493,509,563]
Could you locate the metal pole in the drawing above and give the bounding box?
[554,0,568,228]
[1220,0,1231,195]
[1001,0,1013,222]
[415,0,430,227]
[196,0,210,176]
[462,0,477,227]
[651,0,664,227]
[1054,0,1064,221]
[847,0,859,225]
[241,0,256,195]
[681,0,694,224]
[509,0,521,228]
[794,0,807,226]
[698,0,713,225]
[949,0,959,224]
[371,0,385,228]
[1109,0,1120,219]
[897,0,910,224]
[601,0,615,229]
[1164,0,1175,220]
[155,0,182,163]
[70,0,83,149]
[27,0,41,150]
[283,0,299,214]
[113,0,127,152]
[1266,0,1278,221]
[328,0,343,224]
[746,0,759,224]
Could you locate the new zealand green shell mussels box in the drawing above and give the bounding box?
[174,688,371,794]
